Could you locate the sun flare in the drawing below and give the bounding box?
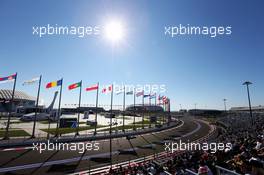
[104,20,124,43]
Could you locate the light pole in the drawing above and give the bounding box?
[194,103,197,116]
[223,99,227,112]
[109,84,114,170]
[243,81,254,126]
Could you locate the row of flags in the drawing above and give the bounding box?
[1,73,170,138]
[0,74,169,104]
[24,77,167,102]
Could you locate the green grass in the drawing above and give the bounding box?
[134,119,164,125]
[0,129,30,137]
[79,122,87,124]
[39,121,87,125]
[134,120,152,125]
[10,121,24,124]
[39,121,57,124]
[41,125,104,135]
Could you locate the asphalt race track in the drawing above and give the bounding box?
[0,117,212,175]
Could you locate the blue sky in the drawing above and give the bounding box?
[0,0,264,110]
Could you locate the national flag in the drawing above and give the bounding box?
[116,87,124,95]
[150,93,156,99]
[86,84,98,91]
[102,85,112,93]
[0,73,16,84]
[162,96,168,103]
[22,77,40,86]
[163,97,169,104]
[68,81,81,90]
[158,95,165,100]
[136,91,144,97]
[143,94,150,98]
[126,91,133,95]
[116,91,123,95]
[46,79,62,88]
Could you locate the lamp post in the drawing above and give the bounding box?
[194,103,197,116]
[223,99,227,112]
[243,81,254,126]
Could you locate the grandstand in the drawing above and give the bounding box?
[230,105,264,112]
[82,112,264,175]
[188,109,223,116]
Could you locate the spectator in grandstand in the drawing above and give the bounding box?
[197,161,213,175]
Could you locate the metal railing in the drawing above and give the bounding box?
[185,169,198,175]
[215,165,241,175]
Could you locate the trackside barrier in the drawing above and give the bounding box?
[164,171,172,175]
[71,121,217,175]
[185,169,198,175]
[215,165,241,175]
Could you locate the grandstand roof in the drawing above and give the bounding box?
[0,89,36,101]
[230,105,264,111]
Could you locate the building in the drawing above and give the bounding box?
[230,106,264,112]
[61,107,105,114]
[126,104,164,112]
[188,109,223,116]
[0,89,36,113]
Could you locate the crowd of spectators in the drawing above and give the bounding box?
[107,112,264,175]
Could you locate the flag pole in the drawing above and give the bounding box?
[167,98,170,126]
[122,85,125,132]
[76,81,82,136]
[142,92,144,129]
[154,94,157,126]
[133,88,136,130]
[55,78,63,137]
[149,93,151,128]
[4,73,17,140]
[149,94,151,105]
[163,102,165,125]
[94,82,99,135]
[155,94,157,106]
[158,95,160,124]
[109,84,113,170]
[31,75,42,138]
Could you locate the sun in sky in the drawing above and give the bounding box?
[104,20,125,44]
